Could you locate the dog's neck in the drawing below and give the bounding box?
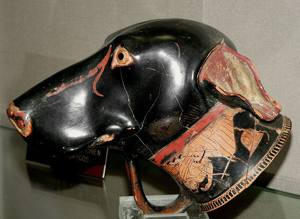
[150,102,228,164]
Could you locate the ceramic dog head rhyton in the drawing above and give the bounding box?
[7,19,291,214]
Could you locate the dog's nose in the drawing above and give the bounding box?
[7,102,32,137]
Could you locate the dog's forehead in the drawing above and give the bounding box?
[105,19,234,52]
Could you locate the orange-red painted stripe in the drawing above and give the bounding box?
[151,103,228,164]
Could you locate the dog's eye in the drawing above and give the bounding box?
[111,46,134,69]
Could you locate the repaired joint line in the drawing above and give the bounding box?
[135,134,153,155]
[120,69,141,129]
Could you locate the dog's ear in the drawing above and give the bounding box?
[199,41,281,121]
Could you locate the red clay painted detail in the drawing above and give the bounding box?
[88,46,112,96]
[156,107,244,192]
[125,159,152,214]
[46,77,86,97]
[126,157,192,214]
[152,106,275,193]
[7,102,32,137]
[199,43,281,121]
[198,116,291,212]
[151,103,228,164]
[46,46,112,97]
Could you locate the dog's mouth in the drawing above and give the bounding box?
[90,134,115,147]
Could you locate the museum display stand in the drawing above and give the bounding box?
[119,195,209,219]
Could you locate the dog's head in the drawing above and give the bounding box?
[7,19,290,213]
[7,19,280,158]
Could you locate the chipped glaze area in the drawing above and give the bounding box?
[7,102,32,137]
[92,134,115,146]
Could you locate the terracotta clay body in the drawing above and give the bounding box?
[7,19,291,214]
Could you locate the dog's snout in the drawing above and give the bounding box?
[7,102,32,137]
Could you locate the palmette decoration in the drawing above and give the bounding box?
[7,19,291,214]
